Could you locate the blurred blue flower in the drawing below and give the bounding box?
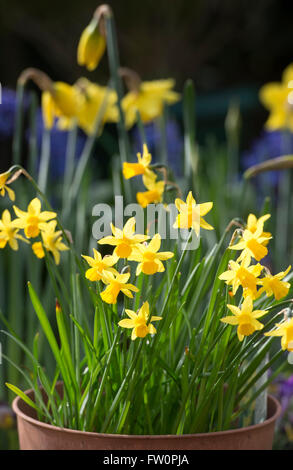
[0,87,29,139]
[131,119,184,177]
[278,375,293,396]
[242,130,293,189]
[272,374,293,420]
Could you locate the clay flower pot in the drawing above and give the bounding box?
[12,385,281,450]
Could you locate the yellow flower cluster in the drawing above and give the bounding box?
[0,197,68,265]
[82,216,174,339]
[83,186,214,339]
[220,214,291,344]
[38,8,180,136]
[42,76,179,134]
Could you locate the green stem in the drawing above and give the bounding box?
[151,230,193,346]
[89,329,120,431]
[105,12,132,202]
[38,127,51,193]
[62,122,78,211]
[62,89,111,220]
[12,83,25,165]
[101,340,143,432]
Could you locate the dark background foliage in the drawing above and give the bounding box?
[1,0,293,89]
[1,0,293,162]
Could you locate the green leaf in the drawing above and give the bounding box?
[5,383,41,413]
[27,282,73,400]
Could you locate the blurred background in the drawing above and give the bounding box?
[1,0,293,170]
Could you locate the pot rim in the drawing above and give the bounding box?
[12,388,281,440]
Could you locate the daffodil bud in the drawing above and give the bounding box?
[56,299,62,315]
[77,5,112,71]
[77,18,106,71]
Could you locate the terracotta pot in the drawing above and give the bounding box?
[12,385,281,450]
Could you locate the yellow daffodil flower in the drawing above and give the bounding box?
[39,220,69,265]
[100,271,139,304]
[246,213,271,246]
[32,241,45,259]
[129,233,174,275]
[265,317,293,351]
[173,191,213,235]
[221,296,268,342]
[77,18,106,71]
[219,258,263,299]
[136,172,165,208]
[72,79,118,135]
[42,82,82,130]
[0,171,15,201]
[13,198,57,238]
[0,210,28,250]
[118,301,162,340]
[122,79,180,129]
[258,266,291,300]
[230,223,272,264]
[98,217,149,259]
[82,249,118,281]
[123,143,153,179]
[259,63,293,131]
